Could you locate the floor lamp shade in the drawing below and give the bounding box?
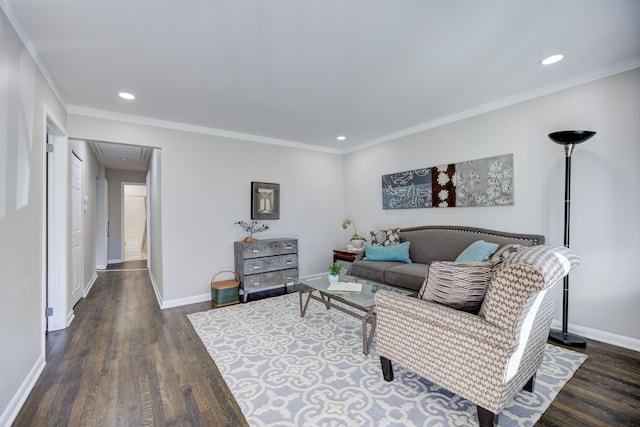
[548,130,595,347]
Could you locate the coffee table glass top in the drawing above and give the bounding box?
[296,273,414,309]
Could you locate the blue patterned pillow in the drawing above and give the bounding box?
[363,241,412,263]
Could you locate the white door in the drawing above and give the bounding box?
[71,153,83,306]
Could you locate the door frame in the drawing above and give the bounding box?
[43,104,71,332]
[95,175,108,269]
[121,182,147,262]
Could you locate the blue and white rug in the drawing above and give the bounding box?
[188,293,586,426]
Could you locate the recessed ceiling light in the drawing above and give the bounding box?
[337,136,346,141]
[118,92,135,100]
[541,54,564,65]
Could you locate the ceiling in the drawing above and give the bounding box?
[3,0,640,162]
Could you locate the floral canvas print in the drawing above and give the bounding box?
[455,154,514,207]
[382,154,513,209]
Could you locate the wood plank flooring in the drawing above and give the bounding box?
[13,265,640,426]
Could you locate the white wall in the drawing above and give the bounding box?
[148,149,163,298]
[95,165,108,269]
[0,7,66,425]
[66,116,346,306]
[343,68,640,346]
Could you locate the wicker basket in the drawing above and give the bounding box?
[210,270,240,307]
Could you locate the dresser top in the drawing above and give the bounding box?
[234,237,296,244]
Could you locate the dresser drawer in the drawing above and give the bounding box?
[242,268,298,290]
[244,254,298,274]
[240,239,297,259]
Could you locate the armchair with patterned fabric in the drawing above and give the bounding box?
[374,245,580,427]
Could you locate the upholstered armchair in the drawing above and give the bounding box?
[374,245,580,427]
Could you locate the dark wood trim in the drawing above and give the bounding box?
[477,406,496,427]
[524,374,535,393]
[380,357,394,381]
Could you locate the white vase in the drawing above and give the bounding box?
[350,239,365,249]
[328,274,339,283]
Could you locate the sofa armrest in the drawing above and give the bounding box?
[375,290,514,350]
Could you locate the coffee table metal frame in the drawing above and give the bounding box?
[296,274,414,355]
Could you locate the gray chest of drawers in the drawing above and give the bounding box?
[234,238,298,302]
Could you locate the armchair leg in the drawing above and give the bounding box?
[477,406,496,427]
[523,374,535,393]
[380,357,394,381]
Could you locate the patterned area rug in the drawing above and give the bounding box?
[188,293,586,426]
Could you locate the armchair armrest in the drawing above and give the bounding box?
[375,290,514,351]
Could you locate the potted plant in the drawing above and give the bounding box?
[342,219,367,249]
[328,262,344,283]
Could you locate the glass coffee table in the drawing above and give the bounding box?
[296,274,415,355]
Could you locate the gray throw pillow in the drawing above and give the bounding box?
[370,228,401,246]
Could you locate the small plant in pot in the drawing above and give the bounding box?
[328,262,344,283]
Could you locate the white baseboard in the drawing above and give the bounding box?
[148,271,163,308]
[83,272,98,297]
[107,258,123,264]
[66,310,75,328]
[551,319,640,352]
[0,354,45,427]
[96,264,107,270]
[161,293,210,309]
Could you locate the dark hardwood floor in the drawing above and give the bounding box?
[13,265,640,426]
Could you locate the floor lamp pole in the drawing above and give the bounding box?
[548,130,594,348]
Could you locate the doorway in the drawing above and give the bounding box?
[123,184,147,262]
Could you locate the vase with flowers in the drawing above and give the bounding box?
[341,218,367,249]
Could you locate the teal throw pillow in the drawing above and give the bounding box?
[363,241,412,263]
[455,240,500,263]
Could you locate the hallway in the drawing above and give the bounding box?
[13,268,246,426]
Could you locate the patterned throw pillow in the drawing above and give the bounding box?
[370,228,401,246]
[418,261,496,314]
[489,243,526,262]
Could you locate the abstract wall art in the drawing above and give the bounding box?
[381,168,432,209]
[382,154,513,209]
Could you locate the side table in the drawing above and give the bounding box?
[333,248,361,263]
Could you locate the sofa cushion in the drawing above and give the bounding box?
[350,260,404,283]
[419,260,496,313]
[455,240,499,263]
[364,241,412,263]
[370,228,401,246]
[384,263,429,291]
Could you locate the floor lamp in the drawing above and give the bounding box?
[548,130,595,347]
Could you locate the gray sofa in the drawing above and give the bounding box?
[350,225,544,291]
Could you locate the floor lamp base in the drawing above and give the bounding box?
[549,329,587,347]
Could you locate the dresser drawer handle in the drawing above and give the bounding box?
[285,245,292,249]
[286,260,292,265]
[253,265,260,269]
[252,249,260,253]
[252,282,260,286]
[286,275,294,279]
